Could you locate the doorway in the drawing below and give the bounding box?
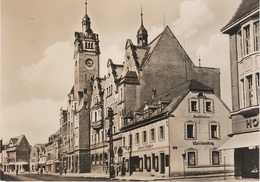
[160,153,165,174]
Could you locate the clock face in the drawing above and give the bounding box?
[85,59,94,68]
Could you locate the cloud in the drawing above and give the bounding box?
[172,0,214,39]
[196,33,231,108]
[20,42,74,101]
[0,98,67,146]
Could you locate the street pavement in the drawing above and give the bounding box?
[2,171,259,181]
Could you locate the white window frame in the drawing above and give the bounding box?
[204,100,213,113]
[185,122,196,139]
[209,123,220,139]
[189,99,199,112]
[158,125,165,141]
[150,128,155,142]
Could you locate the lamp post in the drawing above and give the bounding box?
[108,107,114,179]
[129,134,132,176]
[182,153,186,178]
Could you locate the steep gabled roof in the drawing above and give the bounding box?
[140,26,194,69]
[221,0,259,33]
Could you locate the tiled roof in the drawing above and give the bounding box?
[222,0,259,32]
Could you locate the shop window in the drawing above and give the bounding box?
[212,151,220,165]
[143,130,147,143]
[159,125,165,140]
[150,128,155,142]
[187,151,196,166]
[210,123,219,139]
[135,133,139,145]
[100,154,103,164]
[244,25,251,55]
[190,100,199,112]
[185,123,196,139]
[95,155,99,164]
[146,157,151,172]
[91,155,95,165]
[254,21,259,51]
[139,158,143,172]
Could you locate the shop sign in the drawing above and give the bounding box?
[137,144,153,150]
[246,117,259,129]
[193,115,210,119]
[193,141,214,146]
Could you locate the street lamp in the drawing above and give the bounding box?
[182,153,186,178]
[129,134,132,176]
[108,107,115,179]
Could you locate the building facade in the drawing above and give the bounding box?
[121,80,233,177]
[2,135,31,173]
[30,144,46,172]
[45,131,60,173]
[219,0,259,179]
[89,9,225,176]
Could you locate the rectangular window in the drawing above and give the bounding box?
[150,128,155,142]
[244,25,250,55]
[237,31,243,59]
[186,124,195,139]
[205,101,212,112]
[254,21,259,51]
[135,133,139,145]
[159,125,165,140]
[188,152,196,166]
[247,75,253,106]
[190,100,198,112]
[212,151,220,165]
[100,131,103,143]
[210,124,219,139]
[143,130,147,143]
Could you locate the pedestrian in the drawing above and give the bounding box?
[64,168,67,174]
[15,168,18,176]
[40,168,43,174]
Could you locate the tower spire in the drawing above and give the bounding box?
[82,0,92,35]
[141,6,143,26]
[137,7,148,47]
[85,0,87,16]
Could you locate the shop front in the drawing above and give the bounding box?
[219,113,259,179]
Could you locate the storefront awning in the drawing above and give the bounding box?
[218,132,259,150]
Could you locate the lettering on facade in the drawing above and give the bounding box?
[137,144,153,150]
[246,117,259,129]
[193,141,214,146]
[193,115,210,119]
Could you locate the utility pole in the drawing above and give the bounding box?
[108,107,115,179]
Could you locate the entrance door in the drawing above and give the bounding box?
[160,153,165,174]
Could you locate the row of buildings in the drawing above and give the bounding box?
[1,0,258,179]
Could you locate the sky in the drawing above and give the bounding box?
[1,0,241,146]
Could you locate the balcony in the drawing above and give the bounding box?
[91,119,103,129]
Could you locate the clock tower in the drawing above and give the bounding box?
[71,0,100,173]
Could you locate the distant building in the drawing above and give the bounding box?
[220,0,259,179]
[2,135,31,173]
[121,80,233,177]
[30,144,46,172]
[45,131,60,173]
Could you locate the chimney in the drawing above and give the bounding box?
[152,88,157,98]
